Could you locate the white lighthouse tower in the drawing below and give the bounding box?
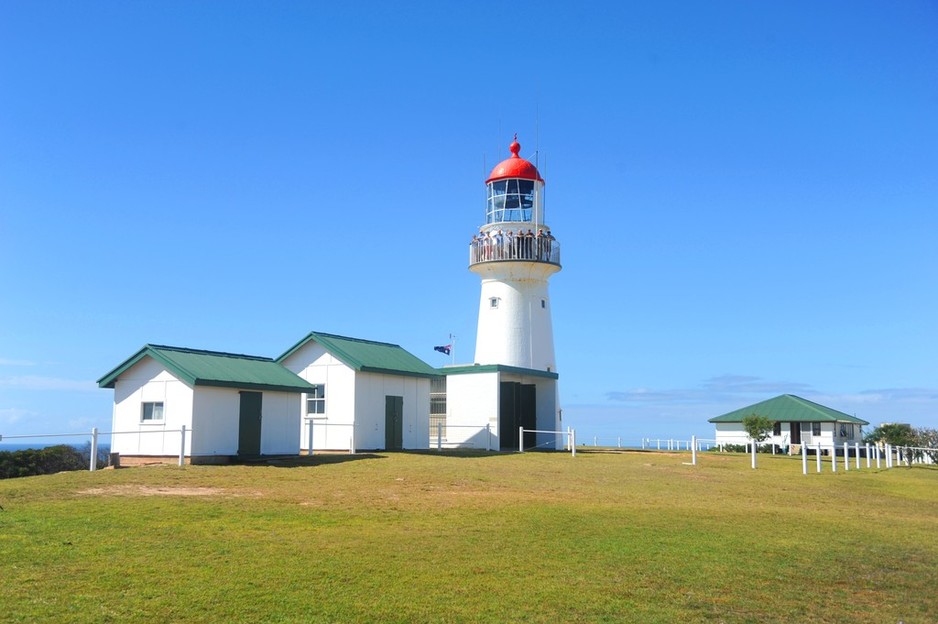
[470,136,561,371]
[442,135,562,451]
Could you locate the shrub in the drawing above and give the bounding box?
[0,445,87,479]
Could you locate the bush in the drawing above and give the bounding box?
[0,445,87,479]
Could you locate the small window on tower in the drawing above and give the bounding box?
[541,299,546,309]
[490,297,499,309]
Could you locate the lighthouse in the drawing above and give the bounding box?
[470,136,561,371]
[441,135,562,451]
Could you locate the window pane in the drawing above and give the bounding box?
[492,180,507,194]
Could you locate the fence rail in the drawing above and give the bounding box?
[1,427,190,470]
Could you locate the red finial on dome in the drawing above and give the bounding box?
[509,133,521,158]
[486,134,543,183]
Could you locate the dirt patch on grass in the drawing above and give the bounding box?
[78,485,226,497]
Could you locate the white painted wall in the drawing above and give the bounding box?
[111,357,194,456]
[471,261,560,372]
[283,340,430,451]
[715,421,864,449]
[354,373,430,450]
[259,391,302,455]
[445,371,499,449]
[283,341,357,451]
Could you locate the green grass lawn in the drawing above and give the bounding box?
[1,450,936,623]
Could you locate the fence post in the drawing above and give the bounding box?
[519,426,524,453]
[751,439,757,469]
[844,442,849,471]
[178,424,186,466]
[802,444,807,475]
[617,436,621,449]
[691,435,697,466]
[875,444,881,469]
[349,428,356,455]
[816,442,822,473]
[865,443,870,468]
[855,443,860,469]
[89,427,98,472]
[307,420,314,456]
[832,445,837,472]
[437,422,442,452]
[571,429,576,457]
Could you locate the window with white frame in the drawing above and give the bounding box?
[141,401,164,422]
[307,384,325,415]
[812,422,821,436]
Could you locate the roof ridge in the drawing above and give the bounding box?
[309,332,402,348]
[147,344,273,362]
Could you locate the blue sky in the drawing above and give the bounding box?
[1,1,936,445]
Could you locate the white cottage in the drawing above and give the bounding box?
[708,394,869,453]
[97,345,314,463]
[276,332,439,452]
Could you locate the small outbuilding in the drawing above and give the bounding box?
[708,394,869,451]
[98,344,315,463]
[277,332,439,452]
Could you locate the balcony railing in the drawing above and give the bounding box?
[469,233,561,266]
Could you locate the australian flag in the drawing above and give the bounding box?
[434,344,451,356]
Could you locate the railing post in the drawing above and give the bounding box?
[751,439,757,469]
[875,444,881,469]
[437,422,442,451]
[816,442,822,473]
[691,435,697,466]
[307,420,314,456]
[571,429,576,457]
[89,427,98,472]
[802,443,807,475]
[844,442,849,471]
[865,443,870,468]
[855,443,860,469]
[832,445,837,472]
[519,426,524,453]
[178,424,186,466]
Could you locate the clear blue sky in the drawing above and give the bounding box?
[2,1,936,445]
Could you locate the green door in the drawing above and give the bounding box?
[238,391,263,456]
[385,395,403,450]
[499,381,518,450]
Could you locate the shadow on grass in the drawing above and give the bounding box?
[236,453,387,468]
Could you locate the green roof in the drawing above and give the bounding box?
[277,332,439,379]
[440,364,559,380]
[98,345,315,393]
[708,394,868,425]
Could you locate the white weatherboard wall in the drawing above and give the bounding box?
[111,357,194,456]
[355,372,430,450]
[444,372,499,449]
[190,387,300,457]
[281,341,356,451]
[472,261,559,372]
[282,340,431,451]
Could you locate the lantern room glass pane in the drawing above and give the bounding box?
[486,178,536,224]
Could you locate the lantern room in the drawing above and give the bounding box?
[484,136,545,226]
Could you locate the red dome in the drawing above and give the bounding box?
[485,136,544,184]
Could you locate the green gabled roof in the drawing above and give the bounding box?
[708,394,868,425]
[98,345,315,393]
[277,332,439,379]
[440,364,559,380]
